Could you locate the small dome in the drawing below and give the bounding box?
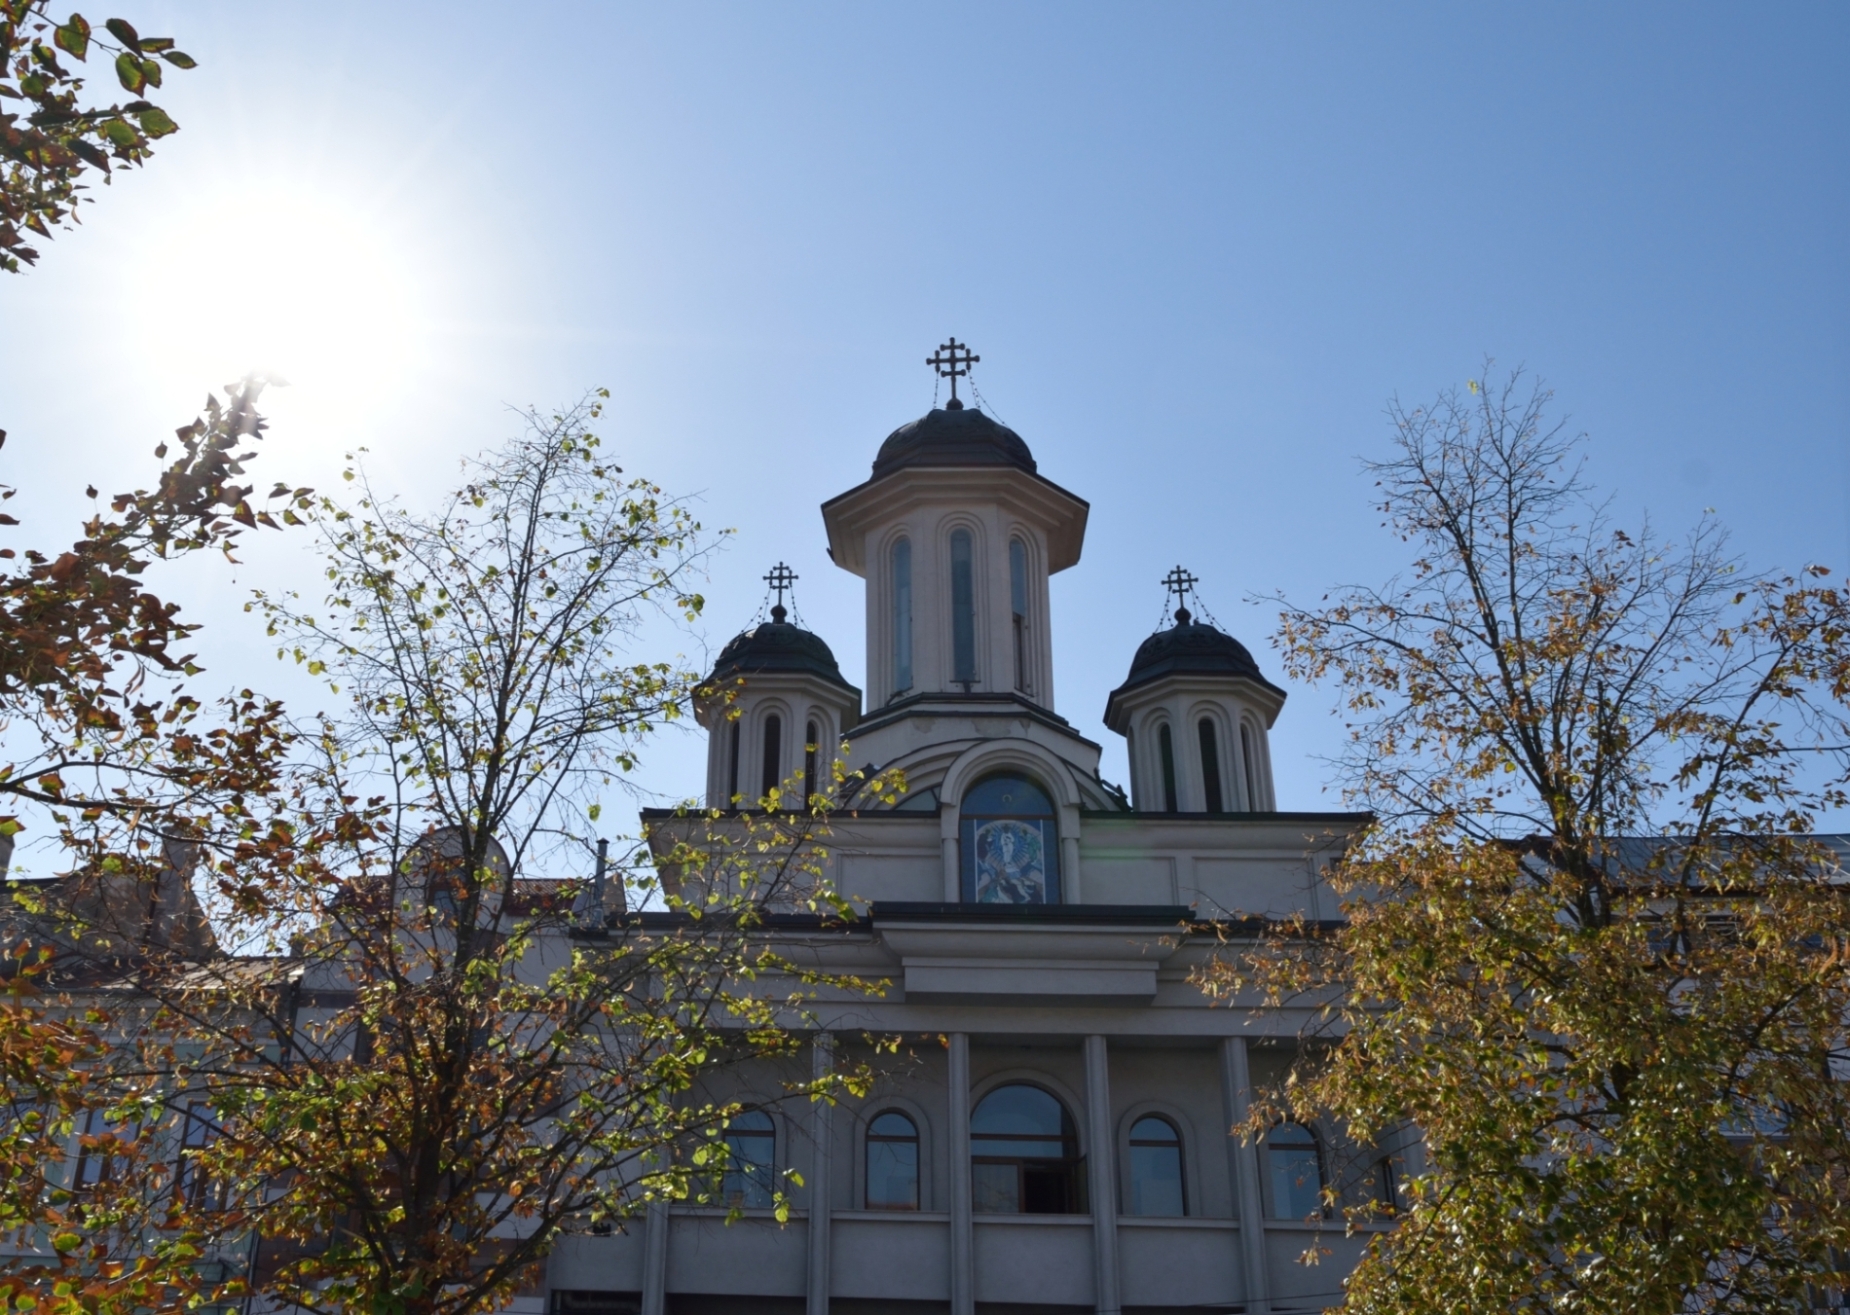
[871,401,1036,479]
[1109,612,1281,701]
[706,619,856,692]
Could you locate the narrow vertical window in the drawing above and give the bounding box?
[950,529,977,685]
[1158,724,1178,813]
[1268,1123,1324,1220]
[804,720,819,805]
[1009,538,1029,692]
[892,538,913,695]
[1240,723,1259,811]
[1198,719,1224,813]
[1127,1116,1185,1217]
[760,714,782,802]
[727,720,741,804]
[866,1111,921,1210]
[722,1111,777,1208]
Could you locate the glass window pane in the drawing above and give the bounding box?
[866,1140,919,1210]
[960,775,1053,817]
[972,1161,1019,1214]
[972,1085,1066,1138]
[760,714,782,800]
[1128,1144,1184,1217]
[950,529,976,683]
[1158,724,1178,812]
[1009,539,1027,617]
[868,1111,916,1139]
[892,539,912,693]
[1198,719,1224,813]
[723,1112,776,1209]
[1130,1116,1179,1145]
[1269,1124,1322,1220]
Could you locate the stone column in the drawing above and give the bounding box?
[1084,1035,1121,1315]
[640,1196,669,1315]
[1220,1037,1270,1315]
[948,1032,974,1315]
[807,1032,834,1315]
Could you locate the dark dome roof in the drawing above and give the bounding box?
[1110,611,1280,700]
[872,400,1036,479]
[706,617,856,692]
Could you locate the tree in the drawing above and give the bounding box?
[1202,368,1850,1314]
[143,397,898,1315]
[1,2,197,272]
[0,383,309,1315]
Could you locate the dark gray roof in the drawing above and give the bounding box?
[871,400,1036,479]
[706,620,858,693]
[1106,612,1284,715]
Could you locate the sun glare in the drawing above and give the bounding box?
[138,187,423,414]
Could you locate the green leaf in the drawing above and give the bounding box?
[160,49,197,69]
[114,50,145,93]
[54,16,92,60]
[135,106,177,137]
[104,17,140,47]
[100,117,137,147]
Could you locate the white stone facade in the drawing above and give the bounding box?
[552,399,1383,1315]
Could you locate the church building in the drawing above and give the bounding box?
[545,345,1396,1315]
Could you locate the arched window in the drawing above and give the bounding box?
[1009,538,1029,692]
[1267,1122,1324,1220]
[727,719,741,804]
[1157,723,1178,813]
[891,538,913,696]
[723,1110,776,1208]
[760,713,782,802]
[865,1111,920,1210]
[1126,1115,1185,1217]
[1240,723,1259,811]
[960,774,1061,905]
[1198,719,1224,814]
[950,528,977,686]
[971,1085,1082,1215]
[803,719,820,805]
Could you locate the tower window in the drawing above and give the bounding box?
[1126,1116,1185,1217]
[891,538,913,696]
[950,528,977,686]
[1240,723,1259,811]
[727,720,741,804]
[1009,537,1029,693]
[960,774,1061,904]
[1198,718,1224,813]
[1157,723,1178,813]
[971,1085,1082,1215]
[760,714,782,802]
[804,720,819,805]
[865,1111,920,1210]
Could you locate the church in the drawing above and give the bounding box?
[542,343,1401,1315]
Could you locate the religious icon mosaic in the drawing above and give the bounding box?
[972,818,1049,904]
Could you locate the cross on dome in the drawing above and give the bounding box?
[1161,565,1199,625]
[926,337,980,409]
[764,562,798,623]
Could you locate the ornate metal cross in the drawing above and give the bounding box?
[926,337,980,406]
[1162,565,1199,623]
[764,562,798,623]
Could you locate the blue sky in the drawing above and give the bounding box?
[2,1,1846,829]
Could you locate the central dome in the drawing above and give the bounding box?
[871,400,1036,479]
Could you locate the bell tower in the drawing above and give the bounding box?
[820,341,1088,712]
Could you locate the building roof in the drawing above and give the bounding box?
[1106,609,1286,713]
[871,400,1036,479]
[705,616,858,693]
